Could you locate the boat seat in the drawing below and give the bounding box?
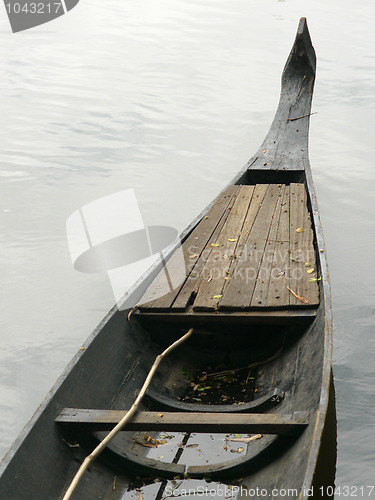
[56,409,309,435]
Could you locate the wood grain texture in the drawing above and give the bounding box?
[289,183,319,306]
[219,184,281,309]
[250,185,286,307]
[171,185,240,311]
[139,183,319,313]
[266,186,291,307]
[138,186,238,310]
[192,185,255,311]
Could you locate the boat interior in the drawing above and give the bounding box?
[56,168,324,483]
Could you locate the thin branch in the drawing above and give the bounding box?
[287,112,317,122]
[62,328,194,500]
[206,342,284,379]
[287,286,309,304]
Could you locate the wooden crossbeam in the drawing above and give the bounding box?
[136,308,317,326]
[56,409,310,435]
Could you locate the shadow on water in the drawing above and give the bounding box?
[311,371,337,499]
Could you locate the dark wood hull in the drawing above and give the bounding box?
[0,18,333,500]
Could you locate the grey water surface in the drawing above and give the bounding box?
[1,0,375,494]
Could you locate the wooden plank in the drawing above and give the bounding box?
[217,183,269,307]
[289,183,319,306]
[192,185,255,311]
[171,185,241,311]
[219,184,282,310]
[136,308,317,325]
[138,186,238,311]
[56,409,310,435]
[250,185,286,307]
[266,185,291,307]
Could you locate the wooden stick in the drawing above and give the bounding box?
[287,112,317,122]
[62,328,194,500]
[287,286,309,304]
[206,341,284,379]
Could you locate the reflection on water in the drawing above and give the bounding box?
[1,0,375,493]
[312,373,337,498]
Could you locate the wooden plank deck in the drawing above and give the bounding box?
[138,183,319,316]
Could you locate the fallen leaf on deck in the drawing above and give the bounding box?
[213,295,222,299]
[309,276,322,282]
[295,227,304,233]
[209,243,220,247]
[307,268,314,274]
[189,254,198,259]
[132,438,157,448]
[228,238,237,242]
[305,262,311,267]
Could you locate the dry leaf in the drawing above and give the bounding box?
[158,413,163,417]
[295,227,304,233]
[228,238,237,242]
[227,434,263,443]
[213,294,222,299]
[189,254,198,259]
[237,447,244,452]
[307,268,314,274]
[304,262,311,267]
[132,438,157,448]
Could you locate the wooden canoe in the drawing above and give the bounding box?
[0,17,333,500]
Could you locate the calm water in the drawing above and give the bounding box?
[1,0,375,493]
